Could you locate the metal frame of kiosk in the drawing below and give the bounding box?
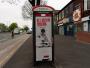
[33,6,54,64]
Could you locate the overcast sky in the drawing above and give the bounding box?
[0,0,32,29]
[0,0,71,29]
[46,0,71,10]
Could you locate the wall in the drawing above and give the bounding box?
[76,31,90,43]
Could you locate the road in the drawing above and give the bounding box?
[0,34,31,68]
[2,35,90,68]
[0,33,11,42]
[0,32,25,43]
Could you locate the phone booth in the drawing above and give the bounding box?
[33,6,54,64]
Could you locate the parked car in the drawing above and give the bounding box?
[27,30,32,34]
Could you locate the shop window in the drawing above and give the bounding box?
[67,25,73,31]
[77,23,83,32]
[83,21,88,32]
[74,25,77,33]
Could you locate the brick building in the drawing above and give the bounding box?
[55,0,90,43]
[75,0,90,43]
[55,1,74,36]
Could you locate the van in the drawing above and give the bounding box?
[14,28,20,34]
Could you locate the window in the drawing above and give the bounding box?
[83,21,88,32]
[87,0,90,10]
[84,0,90,10]
[84,0,87,10]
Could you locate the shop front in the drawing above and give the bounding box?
[58,17,75,36]
[63,17,75,36]
[63,23,75,36]
[73,8,90,43]
[76,16,90,43]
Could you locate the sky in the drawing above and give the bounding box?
[45,0,71,10]
[0,0,32,29]
[0,0,71,29]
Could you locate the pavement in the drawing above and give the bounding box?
[2,35,90,68]
[55,35,90,68]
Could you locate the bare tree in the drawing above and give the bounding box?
[22,0,33,20]
[1,0,21,5]
[1,0,33,19]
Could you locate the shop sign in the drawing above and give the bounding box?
[36,14,51,27]
[33,6,53,11]
[82,16,90,22]
[73,9,81,23]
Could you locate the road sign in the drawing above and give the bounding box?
[33,6,54,63]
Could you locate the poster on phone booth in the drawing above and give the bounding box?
[35,14,52,61]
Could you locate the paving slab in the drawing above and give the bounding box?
[3,35,90,68]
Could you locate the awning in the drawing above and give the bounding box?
[82,16,90,22]
[63,18,69,23]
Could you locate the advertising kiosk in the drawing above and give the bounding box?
[33,6,54,64]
